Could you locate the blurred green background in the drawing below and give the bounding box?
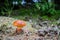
[0,0,60,20]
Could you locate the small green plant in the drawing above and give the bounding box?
[34,1,56,17]
[1,0,13,16]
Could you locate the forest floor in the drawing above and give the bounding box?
[0,16,60,40]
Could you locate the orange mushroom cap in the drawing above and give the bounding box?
[13,20,26,28]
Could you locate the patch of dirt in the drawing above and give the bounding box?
[0,16,59,40]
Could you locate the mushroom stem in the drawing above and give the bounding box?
[16,28,23,34]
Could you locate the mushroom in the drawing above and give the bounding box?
[13,20,26,34]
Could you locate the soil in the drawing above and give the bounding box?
[0,16,60,40]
